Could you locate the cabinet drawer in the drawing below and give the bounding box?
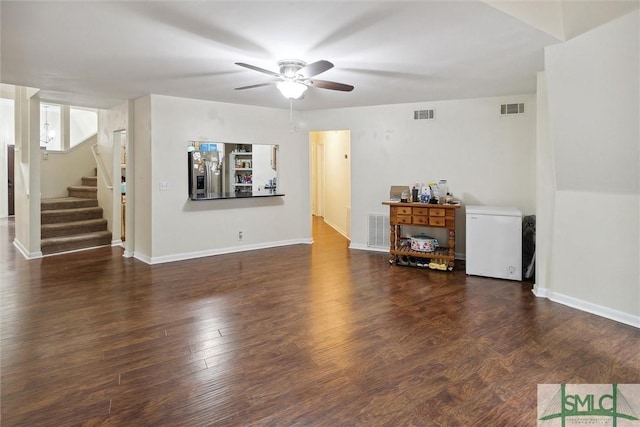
[413,207,428,216]
[397,206,412,215]
[412,215,428,225]
[397,215,412,224]
[429,217,446,226]
[430,208,445,217]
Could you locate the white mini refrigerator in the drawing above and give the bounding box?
[466,206,522,281]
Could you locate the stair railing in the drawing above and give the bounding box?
[91,144,113,190]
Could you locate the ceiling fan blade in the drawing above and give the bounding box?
[309,79,354,92]
[235,81,278,90]
[235,62,281,78]
[298,60,334,79]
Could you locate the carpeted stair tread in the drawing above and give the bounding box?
[67,185,98,191]
[67,185,97,199]
[41,206,104,224]
[41,218,108,238]
[67,185,98,192]
[81,176,98,186]
[41,230,112,245]
[40,170,109,255]
[41,197,98,211]
[41,231,112,255]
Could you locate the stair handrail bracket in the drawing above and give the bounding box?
[90,144,113,190]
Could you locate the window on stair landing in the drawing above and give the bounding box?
[40,103,61,150]
[39,104,98,151]
[0,98,15,146]
[69,107,97,148]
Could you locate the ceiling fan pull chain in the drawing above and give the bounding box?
[289,99,294,133]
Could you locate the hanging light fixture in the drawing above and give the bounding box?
[276,80,307,100]
[40,105,55,145]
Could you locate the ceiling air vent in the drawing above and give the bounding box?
[500,103,525,115]
[414,109,435,120]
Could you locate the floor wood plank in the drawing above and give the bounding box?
[1,216,638,426]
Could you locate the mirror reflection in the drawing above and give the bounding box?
[188,142,279,199]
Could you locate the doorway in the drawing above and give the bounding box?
[310,130,351,239]
[7,144,14,216]
[113,130,130,255]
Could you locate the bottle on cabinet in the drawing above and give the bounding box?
[437,180,448,204]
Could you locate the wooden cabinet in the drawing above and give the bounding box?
[382,201,460,271]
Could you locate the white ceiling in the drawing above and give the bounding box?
[0,1,633,110]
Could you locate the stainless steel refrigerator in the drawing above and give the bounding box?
[188,143,224,198]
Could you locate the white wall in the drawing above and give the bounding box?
[13,87,42,258]
[133,96,152,261]
[309,132,324,217]
[547,13,639,195]
[537,10,639,326]
[305,95,537,256]
[40,135,96,198]
[70,108,98,147]
[140,94,309,263]
[535,72,555,291]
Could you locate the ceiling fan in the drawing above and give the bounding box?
[234,59,354,100]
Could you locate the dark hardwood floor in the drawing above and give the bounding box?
[1,216,638,426]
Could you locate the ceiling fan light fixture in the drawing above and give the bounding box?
[235,59,352,99]
[276,80,307,99]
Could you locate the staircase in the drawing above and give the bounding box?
[41,174,112,255]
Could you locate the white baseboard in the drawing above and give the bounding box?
[349,243,388,253]
[140,238,313,265]
[13,239,42,259]
[323,217,349,240]
[133,252,152,264]
[533,285,640,328]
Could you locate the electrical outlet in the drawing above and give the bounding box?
[238,230,244,241]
